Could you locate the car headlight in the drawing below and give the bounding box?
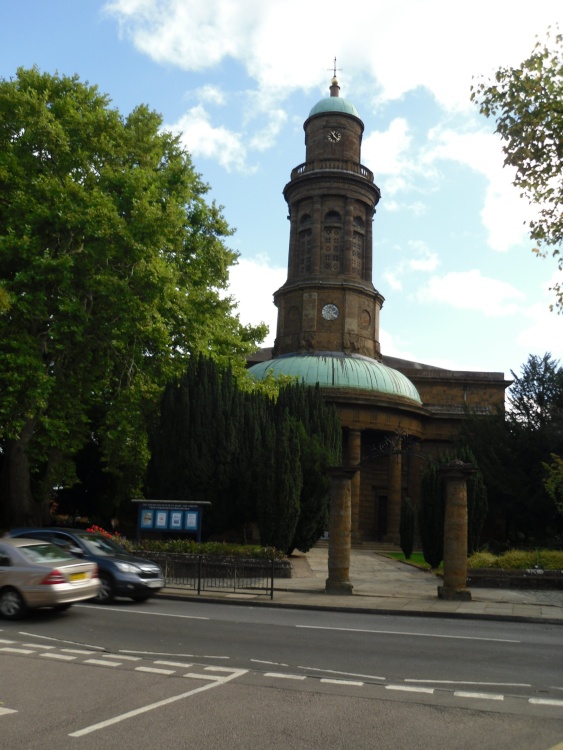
[115,562,141,573]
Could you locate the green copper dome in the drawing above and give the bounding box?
[248,353,422,404]
[309,96,360,119]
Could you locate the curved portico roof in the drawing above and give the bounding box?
[248,353,422,405]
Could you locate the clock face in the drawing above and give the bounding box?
[322,303,339,321]
[327,130,341,143]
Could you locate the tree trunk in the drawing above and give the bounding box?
[0,417,42,528]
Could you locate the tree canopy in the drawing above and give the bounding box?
[471,29,563,312]
[147,356,342,552]
[0,67,266,527]
[461,353,563,543]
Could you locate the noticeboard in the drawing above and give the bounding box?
[134,501,209,542]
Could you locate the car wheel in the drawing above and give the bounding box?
[53,603,72,612]
[95,574,115,604]
[0,588,27,620]
[131,593,151,603]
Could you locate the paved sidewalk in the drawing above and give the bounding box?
[158,545,563,625]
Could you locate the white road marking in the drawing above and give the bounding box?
[84,659,121,667]
[76,604,209,620]
[102,654,140,661]
[21,643,55,650]
[40,653,76,661]
[69,669,247,737]
[19,632,103,650]
[155,660,193,668]
[297,666,385,681]
[529,698,563,707]
[183,672,223,681]
[0,647,34,655]
[321,678,364,686]
[263,672,307,680]
[406,679,531,687]
[0,639,15,644]
[135,667,175,675]
[454,691,504,701]
[121,650,228,660]
[0,708,17,716]
[296,625,519,643]
[251,659,289,667]
[386,685,435,694]
[61,649,99,655]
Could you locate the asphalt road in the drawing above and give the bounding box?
[1,598,562,749]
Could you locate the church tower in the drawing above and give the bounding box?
[273,75,384,360]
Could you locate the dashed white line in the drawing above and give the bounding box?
[84,659,121,667]
[386,685,435,694]
[154,660,193,668]
[529,698,563,707]
[40,653,77,661]
[321,678,364,686]
[136,667,176,675]
[454,691,504,701]
[0,647,34,655]
[104,654,140,661]
[263,672,307,681]
[406,679,531,687]
[0,708,17,716]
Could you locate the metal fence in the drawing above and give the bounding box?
[139,553,285,599]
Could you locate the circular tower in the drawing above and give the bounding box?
[273,76,384,359]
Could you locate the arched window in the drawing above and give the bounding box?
[323,210,342,273]
[298,214,312,274]
[352,216,365,276]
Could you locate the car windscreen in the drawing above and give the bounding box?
[75,533,127,557]
[17,542,75,564]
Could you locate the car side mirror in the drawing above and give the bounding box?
[68,545,84,556]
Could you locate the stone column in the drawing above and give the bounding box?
[384,451,401,544]
[325,466,357,595]
[348,429,362,544]
[437,460,476,601]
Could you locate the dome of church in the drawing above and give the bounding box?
[248,353,422,405]
[308,96,360,119]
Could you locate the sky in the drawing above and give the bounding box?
[2,1,562,379]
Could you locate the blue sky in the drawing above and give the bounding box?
[2,0,562,378]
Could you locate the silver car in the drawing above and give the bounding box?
[0,537,100,619]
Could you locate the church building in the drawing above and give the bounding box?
[248,75,509,544]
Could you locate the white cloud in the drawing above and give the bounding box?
[416,269,526,316]
[227,255,286,345]
[424,126,534,251]
[165,104,252,172]
[106,0,560,111]
[196,85,226,106]
[383,240,439,290]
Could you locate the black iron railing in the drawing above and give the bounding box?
[136,553,291,599]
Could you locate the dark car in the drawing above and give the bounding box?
[9,528,164,604]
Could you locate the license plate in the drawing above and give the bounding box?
[69,572,87,582]
[146,580,164,588]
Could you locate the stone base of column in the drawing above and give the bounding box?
[437,585,472,601]
[325,579,354,595]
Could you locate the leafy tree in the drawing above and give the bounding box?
[257,409,302,552]
[0,67,266,527]
[399,496,415,560]
[462,353,563,542]
[544,453,563,517]
[471,29,563,311]
[419,462,444,568]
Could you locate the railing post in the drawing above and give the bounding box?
[197,554,202,595]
